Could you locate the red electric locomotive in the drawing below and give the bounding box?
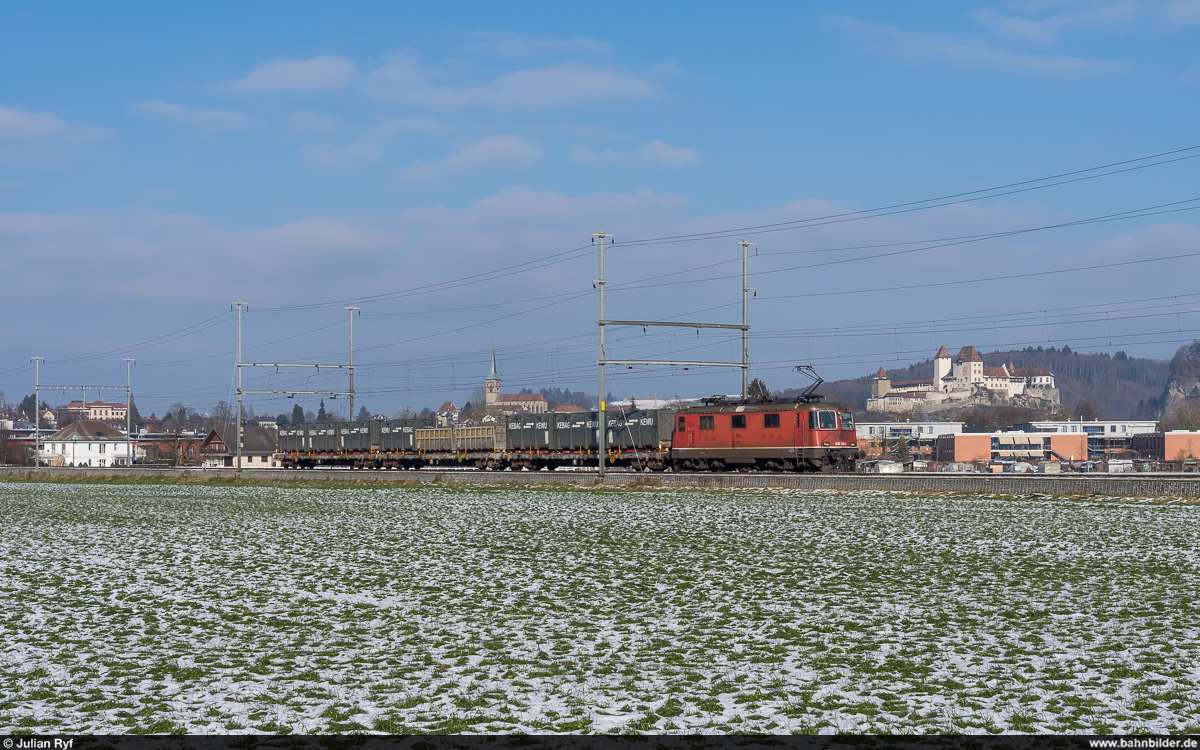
[669,366,859,472]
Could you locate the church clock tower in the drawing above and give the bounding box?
[485,341,500,405]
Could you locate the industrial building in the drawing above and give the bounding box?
[935,432,1088,464]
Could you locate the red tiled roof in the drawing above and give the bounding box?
[554,404,586,412]
[1014,367,1053,377]
[935,345,950,358]
[437,401,459,413]
[956,346,983,363]
[496,393,546,402]
[890,380,933,388]
[983,366,1011,378]
[873,367,888,379]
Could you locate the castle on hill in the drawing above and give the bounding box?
[866,345,1058,415]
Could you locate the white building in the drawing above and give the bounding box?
[868,345,1057,414]
[40,420,133,467]
[57,400,128,424]
[1013,420,1158,436]
[856,421,964,441]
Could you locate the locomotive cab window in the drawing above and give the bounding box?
[818,411,837,430]
[764,413,780,429]
[678,416,686,432]
[731,414,746,429]
[699,416,714,430]
[808,411,818,429]
[839,410,854,429]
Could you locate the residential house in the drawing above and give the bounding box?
[40,420,133,467]
[436,401,460,427]
[198,425,279,468]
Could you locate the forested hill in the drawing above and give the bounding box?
[794,347,1169,419]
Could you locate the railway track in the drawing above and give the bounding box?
[5,465,1200,498]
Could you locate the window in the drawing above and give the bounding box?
[699,416,714,430]
[818,411,837,430]
[732,415,746,429]
[839,411,854,429]
[678,416,686,432]
[764,413,780,429]
[809,411,818,429]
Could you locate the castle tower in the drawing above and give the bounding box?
[870,367,891,398]
[485,340,501,405]
[933,345,951,392]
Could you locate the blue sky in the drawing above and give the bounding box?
[3,1,1200,418]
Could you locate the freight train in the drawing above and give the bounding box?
[277,397,859,472]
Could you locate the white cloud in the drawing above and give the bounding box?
[4,193,1197,411]
[0,106,68,139]
[973,2,1141,44]
[284,110,343,137]
[571,141,698,166]
[0,105,108,165]
[223,56,359,94]
[371,116,449,137]
[830,14,1127,75]
[641,140,699,166]
[570,145,629,164]
[1165,0,1200,25]
[400,135,542,182]
[299,142,384,174]
[364,53,654,108]
[461,31,611,58]
[131,100,251,135]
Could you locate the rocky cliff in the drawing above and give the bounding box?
[1162,341,1200,417]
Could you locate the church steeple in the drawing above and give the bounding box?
[485,337,501,404]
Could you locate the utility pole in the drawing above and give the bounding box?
[738,241,757,399]
[596,240,752,475]
[124,358,135,467]
[233,301,247,474]
[345,306,358,420]
[31,356,43,471]
[594,232,611,478]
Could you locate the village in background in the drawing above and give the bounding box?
[4,338,1200,474]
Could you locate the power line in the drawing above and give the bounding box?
[606,199,1200,293]
[613,145,1200,248]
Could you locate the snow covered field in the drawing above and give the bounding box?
[2,481,1198,734]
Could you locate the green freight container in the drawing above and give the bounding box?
[340,421,380,452]
[380,418,434,451]
[610,409,675,451]
[550,411,598,450]
[506,414,553,450]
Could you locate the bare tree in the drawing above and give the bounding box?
[1074,397,1106,421]
[1164,397,1200,431]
